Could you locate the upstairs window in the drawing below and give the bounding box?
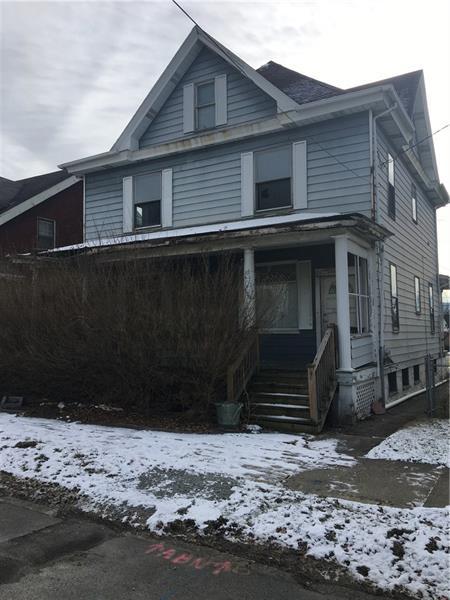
[348,253,370,335]
[390,263,399,332]
[428,283,435,334]
[387,153,396,220]
[255,146,292,211]
[195,81,215,131]
[414,276,421,314]
[411,183,418,223]
[134,172,161,229]
[37,218,55,249]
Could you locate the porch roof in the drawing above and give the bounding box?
[48,213,389,261]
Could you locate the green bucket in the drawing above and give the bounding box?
[215,402,243,428]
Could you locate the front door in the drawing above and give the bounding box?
[316,269,337,340]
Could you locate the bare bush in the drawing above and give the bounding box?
[0,252,258,420]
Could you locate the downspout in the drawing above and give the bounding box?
[371,102,397,408]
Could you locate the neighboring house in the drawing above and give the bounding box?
[58,27,448,430]
[0,171,82,255]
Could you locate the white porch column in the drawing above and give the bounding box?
[243,248,256,325]
[334,235,352,370]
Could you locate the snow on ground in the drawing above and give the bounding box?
[0,413,448,599]
[366,419,450,468]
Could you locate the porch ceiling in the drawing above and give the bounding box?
[47,213,389,263]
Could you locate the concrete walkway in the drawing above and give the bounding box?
[0,497,380,600]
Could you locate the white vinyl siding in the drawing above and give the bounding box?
[214,74,227,126]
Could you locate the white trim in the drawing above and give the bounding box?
[51,211,339,253]
[161,168,173,228]
[214,74,227,126]
[334,235,352,370]
[0,176,78,227]
[122,176,133,233]
[292,141,307,209]
[241,151,254,217]
[183,83,195,134]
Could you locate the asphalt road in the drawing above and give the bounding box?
[0,497,380,600]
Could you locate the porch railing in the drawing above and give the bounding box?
[227,334,259,403]
[307,324,338,431]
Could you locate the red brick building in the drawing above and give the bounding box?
[0,171,83,255]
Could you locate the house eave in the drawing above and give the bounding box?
[60,85,412,176]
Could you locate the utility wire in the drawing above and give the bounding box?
[379,123,450,168]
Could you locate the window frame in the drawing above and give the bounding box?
[133,170,162,230]
[348,253,371,336]
[387,153,396,220]
[390,262,399,333]
[194,80,216,132]
[428,282,435,335]
[414,275,421,314]
[36,217,56,250]
[254,145,293,213]
[411,183,418,224]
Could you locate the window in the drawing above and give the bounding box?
[256,263,298,330]
[413,364,420,384]
[255,146,292,211]
[348,253,370,335]
[388,372,398,395]
[411,184,417,223]
[37,218,55,249]
[402,368,409,389]
[387,153,396,220]
[133,172,161,229]
[390,263,399,332]
[428,283,435,334]
[414,276,421,314]
[195,81,215,130]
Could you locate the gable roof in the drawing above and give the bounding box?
[112,26,301,152]
[0,170,78,226]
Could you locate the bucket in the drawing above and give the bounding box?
[215,402,243,428]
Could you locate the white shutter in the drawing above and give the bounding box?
[122,176,133,233]
[183,83,194,134]
[241,152,254,217]
[292,141,307,209]
[161,168,173,228]
[297,260,313,329]
[214,74,227,126]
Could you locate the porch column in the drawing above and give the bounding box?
[243,248,256,325]
[334,235,351,370]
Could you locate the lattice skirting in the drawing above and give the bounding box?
[354,379,376,419]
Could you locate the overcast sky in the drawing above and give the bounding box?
[1,0,449,273]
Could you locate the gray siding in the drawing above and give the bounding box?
[351,336,374,368]
[139,47,277,148]
[376,131,440,367]
[84,113,371,240]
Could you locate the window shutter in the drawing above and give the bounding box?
[292,141,307,209]
[214,74,227,126]
[241,152,254,217]
[122,176,133,233]
[297,261,313,329]
[183,83,194,134]
[161,168,173,228]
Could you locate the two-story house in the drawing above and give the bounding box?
[0,170,83,255]
[58,27,448,430]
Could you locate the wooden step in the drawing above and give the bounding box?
[250,414,319,434]
[250,381,308,395]
[251,403,310,419]
[250,392,309,407]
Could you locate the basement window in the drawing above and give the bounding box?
[388,372,398,395]
[387,153,396,220]
[413,364,420,384]
[255,146,292,211]
[402,368,409,389]
[37,218,55,249]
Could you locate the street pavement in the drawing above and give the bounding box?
[0,497,380,600]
